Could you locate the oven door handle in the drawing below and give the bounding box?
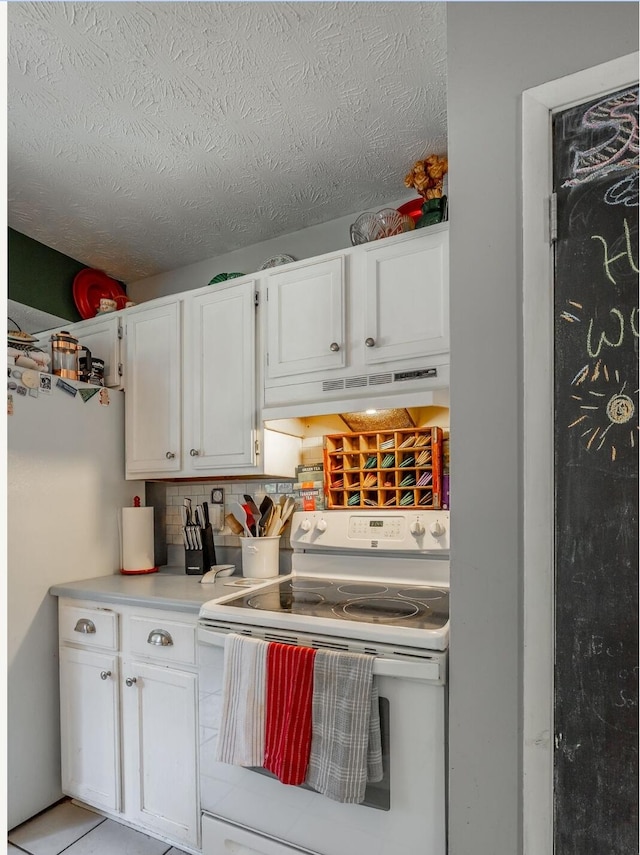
[198,627,444,683]
[373,658,443,682]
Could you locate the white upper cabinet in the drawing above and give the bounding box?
[262,225,450,414]
[184,281,257,472]
[265,256,346,379]
[124,300,182,476]
[362,226,449,364]
[124,280,299,479]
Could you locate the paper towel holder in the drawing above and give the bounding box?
[119,497,159,575]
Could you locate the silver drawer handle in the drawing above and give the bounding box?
[125,677,137,687]
[329,342,340,352]
[166,451,175,459]
[147,629,174,647]
[189,449,200,457]
[365,337,376,347]
[74,618,96,634]
[100,670,112,680]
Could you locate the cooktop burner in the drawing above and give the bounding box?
[221,576,449,632]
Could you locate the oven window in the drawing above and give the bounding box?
[250,696,390,811]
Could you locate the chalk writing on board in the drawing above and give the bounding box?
[553,86,638,855]
[591,218,639,283]
[561,210,639,458]
[562,87,639,191]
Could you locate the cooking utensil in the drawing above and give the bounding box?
[266,505,282,537]
[230,501,253,537]
[258,496,274,537]
[243,494,261,522]
[225,513,245,536]
[280,496,296,525]
[200,564,235,583]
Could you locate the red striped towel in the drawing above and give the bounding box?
[264,642,317,785]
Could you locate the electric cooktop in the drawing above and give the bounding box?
[218,576,449,632]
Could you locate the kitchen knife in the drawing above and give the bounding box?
[193,525,202,549]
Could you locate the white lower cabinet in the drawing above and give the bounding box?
[57,600,200,850]
[59,646,121,812]
[121,660,199,845]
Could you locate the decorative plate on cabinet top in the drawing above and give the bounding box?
[73,269,127,320]
[208,272,245,284]
[259,254,296,270]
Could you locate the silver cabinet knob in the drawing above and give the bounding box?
[365,337,376,347]
[165,451,175,459]
[147,629,174,647]
[125,677,137,687]
[330,342,340,352]
[74,618,96,634]
[100,670,112,681]
[189,449,199,457]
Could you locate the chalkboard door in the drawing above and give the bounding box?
[553,85,638,854]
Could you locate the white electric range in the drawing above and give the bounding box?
[198,509,450,855]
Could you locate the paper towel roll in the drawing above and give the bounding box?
[121,507,157,574]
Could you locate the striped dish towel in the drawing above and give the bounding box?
[216,633,268,767]
[264,642,318,785]
[306,650,383,804]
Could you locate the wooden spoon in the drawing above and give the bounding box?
[225,513,245,536]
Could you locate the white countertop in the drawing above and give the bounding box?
[49,565,255,614]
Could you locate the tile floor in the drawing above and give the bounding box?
[8,801,189,855]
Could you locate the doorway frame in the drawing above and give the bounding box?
[521,51,639,855]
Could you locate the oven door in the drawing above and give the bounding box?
[198,626,446,855]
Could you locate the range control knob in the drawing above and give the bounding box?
[410,519,425,537]
[315,519,328,533]
[430,520,446,538]
[300,519,312,532]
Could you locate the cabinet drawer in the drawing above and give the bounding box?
[59,604,118,651]
[128,616,196,666]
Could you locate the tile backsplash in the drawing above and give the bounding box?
[164,478,296,547]
[161,435,324,551]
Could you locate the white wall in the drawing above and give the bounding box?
[127,195,414,301]
[446,4,638,855]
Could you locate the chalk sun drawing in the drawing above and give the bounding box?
[562,86,639,207]
[569,359,638,460]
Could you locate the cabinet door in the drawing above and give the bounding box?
[265,257,346,380]
[122,660,199,848]
[124,301,182,476]
[59,646,121,812]
[362,228,449,364]
[67,315,123,388]
[185,282,256,471]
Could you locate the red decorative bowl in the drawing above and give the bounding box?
[397,198,424,224]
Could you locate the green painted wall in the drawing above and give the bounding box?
[8,229,86,322]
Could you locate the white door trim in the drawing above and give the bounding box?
[521,52,638,855]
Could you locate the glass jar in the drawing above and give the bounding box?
[51,331,80,380]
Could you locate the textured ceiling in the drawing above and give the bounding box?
[7,2,447,283]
